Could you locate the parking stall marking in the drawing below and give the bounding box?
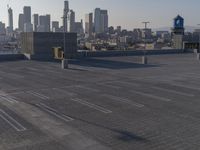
[36,103,74,122]
[0,109,26,132]
[71,98,112,114]
[27,91,49,100]
[152,86,195,97]
[102,94,144,108]
[130,90,172,102]
[0,95,18,104]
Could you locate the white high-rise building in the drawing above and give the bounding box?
[85,13,93,38]
[94,8,108,33]
[63,1,69,32]
[7,7,13,33]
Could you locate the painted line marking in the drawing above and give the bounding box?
[74,85,100,92]
[0,95,18,103]
[27,91,49,100]
[0,109,26,132]
[98,83,121,89]
[102,94,144,108]
[169,83,200,91]
[130,90,172,102]
[152,86,195,97]
[52,88,77,96]
[36,103,73,122]
[113,81,140,87]
[71,98,112,114]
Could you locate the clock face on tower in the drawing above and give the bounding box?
[176,20,180,26]
[174,15,184,29]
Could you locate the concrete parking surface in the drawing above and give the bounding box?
[0,53,200,150]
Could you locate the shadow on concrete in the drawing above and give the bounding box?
[69,58,159,70]
[30,102,148,143]
[70,115,148,143]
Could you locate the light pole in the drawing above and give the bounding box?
[197,24,200,52]
[197,24,200,60]
[61,15,68,69]
[142,21,150,64]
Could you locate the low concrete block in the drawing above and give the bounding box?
[61,59,68,69]
[142,56,148,64]
[197,53,200,60]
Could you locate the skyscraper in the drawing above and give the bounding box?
[37,15,51,32]
[94,8,108,33]
[63,1,69,32]
[33,14,39,32]
[23,6,31,24]
[46,14,51,32]
[85,13,93,38]
[18,14,24,32]
[8,7,13,33]
[0,22,6,35]
[23,6,32,32]
[94,8,101,33]
[100,10,108,33]
[69,10,75,32]
[52,21,59,32]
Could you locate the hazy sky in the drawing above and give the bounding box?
[0,0,199,29]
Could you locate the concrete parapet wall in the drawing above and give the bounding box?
[77,49,185,58]
[0,54,25,62]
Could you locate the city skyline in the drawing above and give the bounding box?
[0,0,200,30]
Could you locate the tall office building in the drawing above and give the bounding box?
[94,8,108,33]
[33,14,39,32]
[94,8,101,33]
[85,13,93,38]
[52,21,59,32]
[0,22,6,35]
[100,10,108,33]
[7,7,13,33]
[37,15,51,32]
[46,14,51,32]
[69,10,75,32]
[18,14,24,32]
[63,1,69,32]
[23,6,33,32]
[23,6,31,24]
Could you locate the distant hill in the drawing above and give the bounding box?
[153,26,198,32]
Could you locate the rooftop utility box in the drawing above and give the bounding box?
[53,47,64,60]
[21,32,77,60]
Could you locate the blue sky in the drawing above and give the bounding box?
[0,0,199,29]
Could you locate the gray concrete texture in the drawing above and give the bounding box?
[0,53,200,150]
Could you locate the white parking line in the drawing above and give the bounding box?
[130,90,172,102]
[71,98,112,114]
[27,91,49,100]
[0,109,26,132]
[102,94,144,108]
[74,85,100,92]
[52,88,77,96]
[169,83,200,91]
[0,95,18,103]
[98,83,121,89]
[36,103,74,122]
[152,86,195,97]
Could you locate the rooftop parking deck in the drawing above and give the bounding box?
[0,53,200,150]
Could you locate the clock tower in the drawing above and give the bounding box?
[172,15,185,49]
